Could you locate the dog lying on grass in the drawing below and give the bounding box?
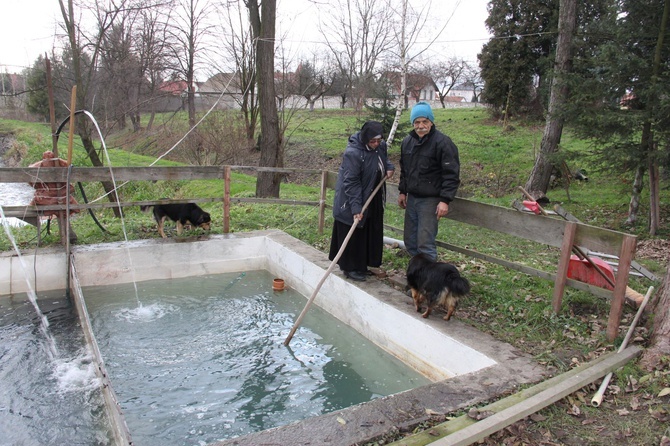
[141,202,211,238]
[406,253,471,321]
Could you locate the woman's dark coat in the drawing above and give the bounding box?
[332,131,394,227]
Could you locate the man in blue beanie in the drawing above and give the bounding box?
[398,101,461,261]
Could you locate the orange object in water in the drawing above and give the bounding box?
[567,255,615,290]
[522,200,541,214]
[272,278,285,291]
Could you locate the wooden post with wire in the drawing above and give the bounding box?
[553,220,577,313]
[67,86,77,165]
[318,170,328,234]
[284,176,387,347]
[223,165,231,233]
[45,54,58,156]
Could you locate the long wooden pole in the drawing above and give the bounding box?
[67,85,77,165]
[284,175,387,346]
[45,54,58,156]
[591,286,654,407]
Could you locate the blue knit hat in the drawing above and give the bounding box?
[410,101,434,124]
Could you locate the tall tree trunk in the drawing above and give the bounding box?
[248,0,281,198]
[648,157,659,235]
[60,0,121,217]
[644,0,668,235]
[524,0,576,195]
[625,165,645,226]
[640,264,670,371]
[387,0,407,146]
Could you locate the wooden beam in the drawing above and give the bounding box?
[223,166,231,234]
[393,346,641,446]
[553,221,577,313]
[607,234,637,341]
[318,170,327,235]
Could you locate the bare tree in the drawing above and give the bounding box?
[57,0,126,216]
[215,0,258,142]
[292,60,333,111]
[319,0,395,111]
[431,58,468,108]
[462,62,484,103]
[524,0,577,197]
[135,4,172,131]
[167,0,214,129]
[386,0,445,144]
[245,0,282,198]
[99,17,144,131]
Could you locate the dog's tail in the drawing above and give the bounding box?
[140,205,153,212]
[449,275,471,297]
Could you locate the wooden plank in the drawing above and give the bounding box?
[384,224,615,300]
[0,166,226,182]
[1,197,320,216]
[607,234,637,341]
[427,346,641,446]
[388,347,641,446]
[0,165,321,183]
[553,221,577,313]
[1,166,628,255]
[385,182,626,255]
[223,166,231,234]
[318,170,327,234]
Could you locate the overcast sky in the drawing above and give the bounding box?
[0,0,491,76]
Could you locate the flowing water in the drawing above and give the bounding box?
[0,174,33,228]
[0,289,112,445]
[84,270,430,445]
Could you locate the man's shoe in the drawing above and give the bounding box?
[344,270,366,282]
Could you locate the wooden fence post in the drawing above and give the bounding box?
[223,166,231,234]
[553,221,577,313]
[318,170,327,234]
[607,234,637,341]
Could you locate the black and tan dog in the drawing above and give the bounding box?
[406,253,471,321]
[141,202,211,238]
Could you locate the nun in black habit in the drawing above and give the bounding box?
[328,121,395,281]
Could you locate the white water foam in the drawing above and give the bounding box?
[113,303,179,323]
[53,349,101,394]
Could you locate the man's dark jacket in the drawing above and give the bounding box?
[398,126,460,203]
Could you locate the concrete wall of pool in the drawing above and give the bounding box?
[0,230,548,445]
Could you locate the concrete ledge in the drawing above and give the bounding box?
[1,231,550,446]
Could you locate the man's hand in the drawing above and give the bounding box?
[436,202,449,220]
[398,193,407,209]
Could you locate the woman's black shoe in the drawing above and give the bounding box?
[344,270,367,282]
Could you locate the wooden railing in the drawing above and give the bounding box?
[1,166,637,341]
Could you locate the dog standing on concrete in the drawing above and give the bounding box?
[406,253,470,321]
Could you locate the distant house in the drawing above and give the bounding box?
[198,73,244,95]
[444,82,482,103]
[158,80,189,96]
[441,96,467,103]
[381,72,438,103]
[195,73,247,110]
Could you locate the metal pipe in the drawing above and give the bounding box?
[383,236,405,249]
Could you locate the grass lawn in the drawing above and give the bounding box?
[1,108,669,446]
